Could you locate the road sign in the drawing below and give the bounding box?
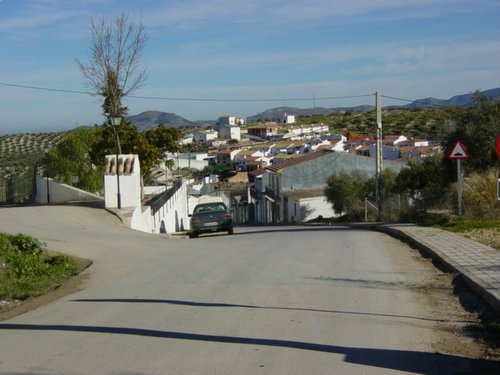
[448,140,469,159]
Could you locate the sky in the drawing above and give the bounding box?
[0,0,499,135]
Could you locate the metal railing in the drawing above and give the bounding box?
[364,197,379,222]
[0,166,36,205]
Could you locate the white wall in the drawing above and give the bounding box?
[173,153,210,171]
[287,196,338,222]
[104,154,141,208]
[218,126,241,141]
[129,180,189,234]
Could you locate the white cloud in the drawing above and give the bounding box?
[139,0,497,27]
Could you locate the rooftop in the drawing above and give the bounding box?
[266,149,334,173]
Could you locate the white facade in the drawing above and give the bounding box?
[281,113,296,124]
[397,139,429,147]
[289,124,329,136]
[218,125,241,141]
[178,134,194,145]
[104,154,141,208]
[172,152,210,171]
[284,191,338,223]
[217,115,246,126]
[193,129,218,144]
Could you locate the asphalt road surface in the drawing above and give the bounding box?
[0,206,498,374]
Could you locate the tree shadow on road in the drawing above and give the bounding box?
[71,297,475,325]
[0,322,498,374]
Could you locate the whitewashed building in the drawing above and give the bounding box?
[193,129,218,145]
[218,125,241,141]
[217,115,246,126]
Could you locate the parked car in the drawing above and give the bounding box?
[189,202,234,238]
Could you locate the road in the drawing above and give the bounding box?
[0,206,497,374]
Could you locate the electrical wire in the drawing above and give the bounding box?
[0,82,91,95]
[0,81,373,103]
[381,94,415,103]
[127,93,373,102]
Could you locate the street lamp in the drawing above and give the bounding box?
[44,147,50,204]
[111,116,122,209]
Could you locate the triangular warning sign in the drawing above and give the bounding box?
[448,140,469,159]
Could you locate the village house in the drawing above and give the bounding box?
[249,149,406,224]
[233,150,270,172]
[213,149,240,167]
[280,113,296,124]
[217,115,246,126]
[193,129,218,145]
[218,125,241,141]
[247,123,279,139]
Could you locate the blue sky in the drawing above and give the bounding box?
[1,0,499,134]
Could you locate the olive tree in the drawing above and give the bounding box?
[47,127,103,193]
[324,170,370,220]
[447,92,500,172]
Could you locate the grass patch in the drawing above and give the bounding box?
[438,217,500,251]
[440,217,500,233]
[0,232,78,301]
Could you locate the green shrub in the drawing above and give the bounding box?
[0,233,15,257]
[0,232,78,300]
[9,233,45,256]
[400,210,450,226]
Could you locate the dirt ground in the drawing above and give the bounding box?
[426,272,500,361]
[462,227,500,251]
[410,251,500,362]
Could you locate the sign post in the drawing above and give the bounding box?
[497,178,500,201]
[496,133,500,160]
[497,134,500,201]
[448,140,469,215]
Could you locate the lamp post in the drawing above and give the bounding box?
[111,116,122,209]
[44,147,50,204]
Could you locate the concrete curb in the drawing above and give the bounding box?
[371,224,500,315]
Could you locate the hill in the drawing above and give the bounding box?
[126,111,194,131]
[125,88,499,130]
[247,88,500,121]
[404,88,500,108]
[246,105,373,122]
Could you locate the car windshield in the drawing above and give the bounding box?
[194,203,226,213]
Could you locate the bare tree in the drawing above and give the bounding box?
[77,13,148,119]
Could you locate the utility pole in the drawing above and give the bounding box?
[375,91,383,219]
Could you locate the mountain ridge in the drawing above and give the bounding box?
[126,88,500,131]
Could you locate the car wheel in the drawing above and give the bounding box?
[189,232,198,238]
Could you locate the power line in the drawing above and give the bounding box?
[381,94,414,103]
[0,82,91,95]
[0,81,372,103]
[0,82,450,107]
[128,93,373,102]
